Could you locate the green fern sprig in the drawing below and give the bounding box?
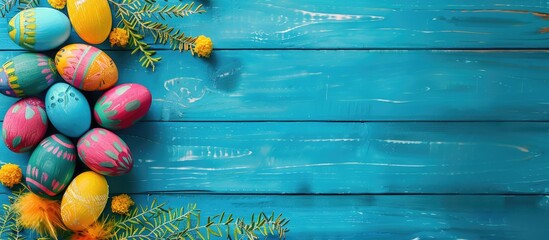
[0,0,37,17]
[17,0,38,11]
[0,185,27,240]
[138,21,198,52]
[111,200,288,240]
[0,0,16,17]
[137,2,205,20]
[109,0,205,71]
[111,0,161,70]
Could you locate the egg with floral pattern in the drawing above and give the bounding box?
[8,7,71,51]
[26,134,76,199]
[0,53,57,98]
[55,44,118,91]
[46,83,91,138]
[61,171,108,231]
[94,83,152,130]
[2,97,47,153]
[77,128,133,176]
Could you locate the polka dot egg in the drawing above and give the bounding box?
[46,83,91,138]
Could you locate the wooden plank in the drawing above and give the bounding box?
[2,122,549,194]
[3,194,549,239]
[0,0,548,50]
[0,50,548,121]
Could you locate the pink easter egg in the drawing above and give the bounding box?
[77,128,133,176]
[2,97,48,153]
[94,83,151,130]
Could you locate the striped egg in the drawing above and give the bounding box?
[67,0,112,44]
[94,83,152,130]
[61,171,108,231]
[8,7,71,51]
[77,128,133,176]
[26,134,76,199]
[0,53,57,98]
[2,97,47,153]
[55,44,118,91]
[46,83,91,138]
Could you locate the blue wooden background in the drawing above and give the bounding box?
[1,0,549,239]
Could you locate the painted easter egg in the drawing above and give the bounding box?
[55,44,118,91]
[2,98,47,153]
[67,0,112,44]
[0,53,57,98]
[26,134,76,198]
[8,8,70,51]
[46,83,91,138]
[94,83,152,130]
[61,171,108,231]
[77,128,133,176]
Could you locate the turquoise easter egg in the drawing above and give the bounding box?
[2,97,48,153]
[8,7,71,51]
[0,53,57,98]
[46,83,91,137]
[26,134,76,198]
[94,83,152,130]
[77,128,133,176]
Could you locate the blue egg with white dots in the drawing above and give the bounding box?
[46,83,90,137]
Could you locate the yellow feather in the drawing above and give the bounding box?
[13,192,65,239]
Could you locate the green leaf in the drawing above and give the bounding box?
[113,142,123,152]
[99,162,115,168]
[105,150,119,160]
[11,136,21,148]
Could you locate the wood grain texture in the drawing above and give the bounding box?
[2,193,549,239]
[0,50,548,121]
[0,1,547,237]
[0,0,548,50]
[2,122,549,194]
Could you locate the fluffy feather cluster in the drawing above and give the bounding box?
[13,192,65,239]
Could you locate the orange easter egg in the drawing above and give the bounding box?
[55,44,118,91]
[67,0,112,44]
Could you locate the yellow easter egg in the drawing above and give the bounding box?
[55,44,118,91]
[67,0,112,44]
[61,171,109,231]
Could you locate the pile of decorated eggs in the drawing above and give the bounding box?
[2,4,152,232]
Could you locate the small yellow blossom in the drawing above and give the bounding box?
[194,35,213,58]
[111,194,135,215]
[0,163,22,188]
[109,28,129,48]
[48,0,66,9]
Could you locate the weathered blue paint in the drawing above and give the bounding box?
[1,122,549,194]
[2,193,549,239]
[0,0,548,239]
[0,0,548,50]
[0,50,546,121]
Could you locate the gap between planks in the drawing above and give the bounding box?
[0,48,548,52]
[108,191,549,196]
